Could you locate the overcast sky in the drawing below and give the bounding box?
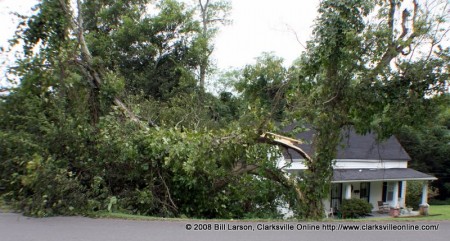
[212,0,319,69]
[0,0,319,88]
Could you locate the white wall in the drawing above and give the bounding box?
[333,159,408,169]
[369,182,383,211]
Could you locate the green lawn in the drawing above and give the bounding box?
[332,205,450,222]
[397,205,450,221]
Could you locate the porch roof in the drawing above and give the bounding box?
[332,168,437,183]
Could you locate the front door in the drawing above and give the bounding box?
[330,183,342,210]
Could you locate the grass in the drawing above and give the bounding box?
[393,205,450,221]
[0,199,13,213]
[92,212,179,221]
[328,205,450,222]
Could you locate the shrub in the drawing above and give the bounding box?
[340,199,373,219]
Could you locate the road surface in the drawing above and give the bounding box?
[1,212,449,241]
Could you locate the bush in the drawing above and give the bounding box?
[429,198,450,205]
[340,199,373,219]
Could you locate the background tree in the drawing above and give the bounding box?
[235,53,289,123]
[196,0,231,91]
[397,94,450,201]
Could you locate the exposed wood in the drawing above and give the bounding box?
[260,132,313,164]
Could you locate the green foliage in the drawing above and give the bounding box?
[429,199,450,206]
[340,199,373,219]
[235,53,289,122]
[16,0,70,56]
[397,97,450,201]
[94,0,201,100]
[2,153,88,217]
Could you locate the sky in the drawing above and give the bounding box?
[211,0,319,69]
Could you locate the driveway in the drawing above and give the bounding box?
[1,212,449,241]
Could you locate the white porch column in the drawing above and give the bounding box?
[400,181,406,208]
[392,181,399,208]
[421,182,428,205]
[345,183,352,199]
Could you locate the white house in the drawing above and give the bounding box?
[277,125,437,213]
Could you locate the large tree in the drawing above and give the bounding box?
[195,0,231,91]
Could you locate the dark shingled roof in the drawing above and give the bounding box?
[282,124,411,161]
[332,168,437,182]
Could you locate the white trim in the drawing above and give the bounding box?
[286,158,409,163]
[282,158,409,170]
[332,177,437,183]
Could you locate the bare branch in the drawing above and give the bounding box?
[388,0,396,41]
[398,9,411,40]
[157,169,178,212]
[370,0,421,77]
[285,24,307,50]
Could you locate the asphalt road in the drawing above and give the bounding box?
[1,212,449,241]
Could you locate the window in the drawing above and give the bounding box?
[360,182,370,202]
[386,182,395,202]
